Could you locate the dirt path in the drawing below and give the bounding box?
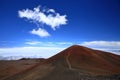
[66,50,72,70]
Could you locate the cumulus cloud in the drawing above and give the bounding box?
[18,5,67,37]
[47,9,55,13]
[30,28,50,37]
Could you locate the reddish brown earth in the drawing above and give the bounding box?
[1,45,120,80]
[0,58,45,80]
[46,45,120,75]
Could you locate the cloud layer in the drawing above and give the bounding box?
[18,6,67,37]
[0,41,120,60]
[80,41,120,55]
[0,47,64,59]
[25,41,73,47]
[81,41,120,48]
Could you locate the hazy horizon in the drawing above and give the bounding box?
[0,0,120,59]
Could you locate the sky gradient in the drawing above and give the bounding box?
[0,0,120,59]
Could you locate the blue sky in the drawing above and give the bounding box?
[0,0,120,59]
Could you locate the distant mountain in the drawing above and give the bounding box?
[0,56,43,60]
[0,56,21,60]
[3,45,120,80]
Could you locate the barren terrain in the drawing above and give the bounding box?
[1,45,120,80]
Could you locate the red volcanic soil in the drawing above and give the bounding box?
[46,45,120,75]
[0,58,45,80]
[2,45,120,80]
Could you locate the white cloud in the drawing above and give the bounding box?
[1,41,120,60]
[25,41,55,46]
[0,47,65,59]
[80,41,120,54]
[47,9,55,13]
[81,41,120,48]
[18,5,67,31]
[25,41,73,47]
[25,41,42,45]
[57,42,73,45]
[30,28,50,37]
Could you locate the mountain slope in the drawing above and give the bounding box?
[4,45,120,80]
[0,58,45,80]
[45,45,120,75]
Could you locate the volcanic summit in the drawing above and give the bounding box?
[2,45,120,80]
